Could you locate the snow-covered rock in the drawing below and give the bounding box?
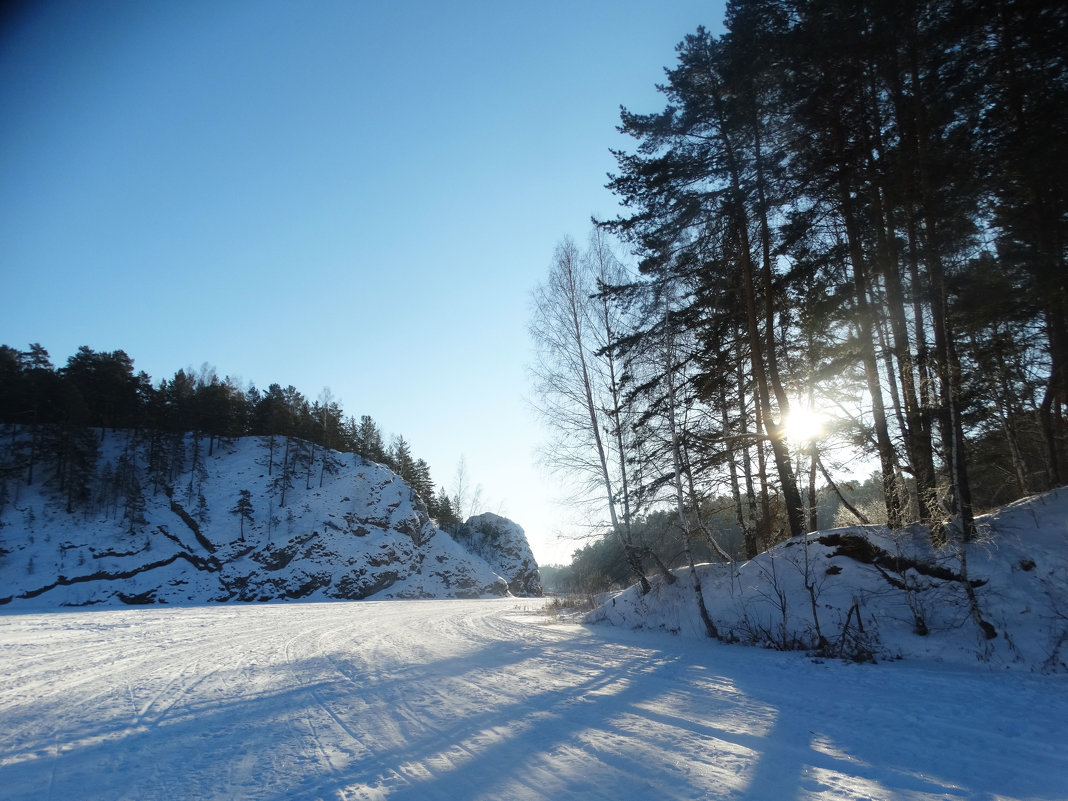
[451,512,543,596]
[0,432,526,606]
[586,487,1068,672]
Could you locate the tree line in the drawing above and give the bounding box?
[542,475,888,596]
[0,343,462,526]
[532,0,1065,589]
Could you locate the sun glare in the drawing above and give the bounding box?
[783,405,826,444]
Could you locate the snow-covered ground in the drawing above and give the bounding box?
[589,488,1068,672]
[2,599,1065,800]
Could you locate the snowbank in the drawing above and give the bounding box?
[586,488,1068,671]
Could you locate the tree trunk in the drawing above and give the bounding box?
[735,208,804,539]
[737,350,761,557]
[708,84,804,540]
[817,455,870,525]
[836,167,907,529]
[721,380,755,558]
[664,318,718,639]
[884,67,944,525]
[904,30,976,539]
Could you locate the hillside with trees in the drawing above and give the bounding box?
[0,430,543,606]
[0,343,461,528]
[0,343,547,606]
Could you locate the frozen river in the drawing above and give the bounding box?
[1,598,1065,800]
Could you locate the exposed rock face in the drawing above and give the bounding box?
[451,513,543,597]
[0,434,515,607]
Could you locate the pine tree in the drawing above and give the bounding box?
[431,486,460,529]
[355,416,386,463]
[230,489,254,541]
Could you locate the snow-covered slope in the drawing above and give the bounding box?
[0,432,542,606]
[450,512,543,596]
[587,488,1068,672]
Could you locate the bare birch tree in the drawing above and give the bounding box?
[450,454,483,523]
[530,234,651,593]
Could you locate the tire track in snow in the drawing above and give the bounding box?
[131,658,203,726]
[3,600,1067,801]
[278,613,394,788]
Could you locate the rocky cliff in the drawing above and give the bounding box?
[0,431,541,606]
[451,513,543,596]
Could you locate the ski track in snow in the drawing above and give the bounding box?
[1,599,1066,801]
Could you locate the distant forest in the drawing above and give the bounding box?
[533,0,1066,590]
[0,343,461,526]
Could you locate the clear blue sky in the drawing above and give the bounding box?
[0,0,726,565]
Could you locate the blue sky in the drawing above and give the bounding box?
[0,0,725,565]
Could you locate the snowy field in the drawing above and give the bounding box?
[1,599,1066,801]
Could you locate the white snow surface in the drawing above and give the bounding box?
[588,488,1068,673]
[1,598,1066,801]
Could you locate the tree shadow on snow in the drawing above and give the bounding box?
[7,614,1065,801]
[277,622,1068,801]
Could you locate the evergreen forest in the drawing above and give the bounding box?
[0,344,462,528]
[533,0,1066,591]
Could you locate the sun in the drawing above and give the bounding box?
[782,405,826,444]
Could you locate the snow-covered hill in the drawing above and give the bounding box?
[587,488,1068,672]
[0,431,542,606]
